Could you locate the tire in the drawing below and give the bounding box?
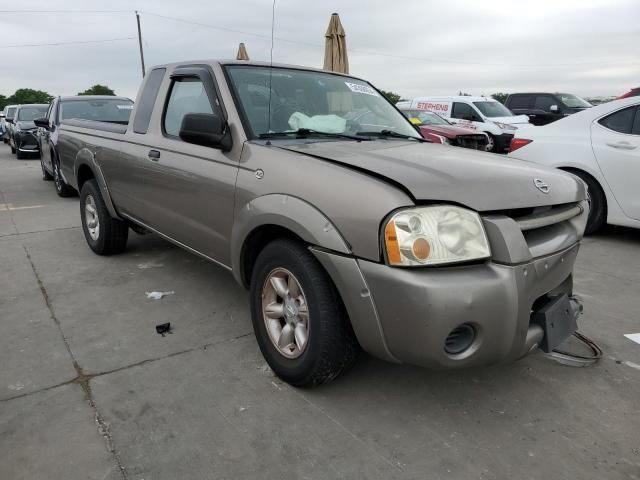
[485,133,496,152]
[53,157,76,197]
[80,179,129,255]
[250,238,360,387]
[10,144,16,154]
[16,147,25,159]
[41,158,53,181]
[569,170,607,234]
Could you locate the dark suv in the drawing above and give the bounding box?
[9,104,49,158]
[34,95,133,195]
[505,93,593,126]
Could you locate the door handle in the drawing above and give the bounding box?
[148,149,161,160]
[606,141,637,150]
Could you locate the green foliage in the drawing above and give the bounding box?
[78,84,116,96]
[457,91,472,96]
[6,88,53,105]
[491,93,509,104]
[0,94,7,111]
[379,89,402,104]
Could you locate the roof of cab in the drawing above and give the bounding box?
[147,59,368,82]
[409,96,496,103]
[58,95,133,102]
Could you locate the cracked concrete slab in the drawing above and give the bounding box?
[0,384,122,480]
[0,236,77,400]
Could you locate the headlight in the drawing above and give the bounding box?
[383,205,490,266]
[493,121,516,131]
[431,134,450,145]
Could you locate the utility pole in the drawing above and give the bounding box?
[135,11,146,78]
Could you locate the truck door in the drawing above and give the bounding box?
[591,105,640,220]
[137,66,239,266]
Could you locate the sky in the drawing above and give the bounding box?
[1,0,639,100]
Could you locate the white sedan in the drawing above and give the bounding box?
[508,97,640,233]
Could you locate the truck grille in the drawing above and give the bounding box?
[452,134,488,150]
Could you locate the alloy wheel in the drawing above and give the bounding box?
[84,194,100,241]
[261,268,310,359]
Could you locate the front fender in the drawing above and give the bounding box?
[74,150,120,219]
[231,194,351,284]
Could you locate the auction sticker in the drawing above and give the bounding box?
[345,82,379,96]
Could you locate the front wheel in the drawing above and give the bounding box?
[10,144,16,154]
[250,239,360,387]
[80,179,129,255]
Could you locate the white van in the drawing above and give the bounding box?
[396,96,530,152]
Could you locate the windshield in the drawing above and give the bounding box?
[401,110,449,126]
[225,65,421,140]
[558,94,592,109]
[17,106,48,121]
[473,101,514,118]
[60,99,134,124]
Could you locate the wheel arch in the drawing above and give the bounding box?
[74,159,120,219]
[231,194,351,288]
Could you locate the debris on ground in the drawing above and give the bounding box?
[145,290,175,300]
[155,323,172,336]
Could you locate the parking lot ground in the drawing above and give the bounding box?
[1,147,639,480]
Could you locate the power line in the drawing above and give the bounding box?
[0,37,135,49]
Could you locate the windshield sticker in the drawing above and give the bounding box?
[344,82,379,97]
[116,105,134,110]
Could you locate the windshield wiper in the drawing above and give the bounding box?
[356,129,427,142]
[259,128,371,141]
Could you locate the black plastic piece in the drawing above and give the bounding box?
[155,322,172,337]
[531,294,578,352]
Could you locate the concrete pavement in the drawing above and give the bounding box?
[1,147,638,479]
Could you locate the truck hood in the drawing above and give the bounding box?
[279,141,584,211]
[488,115,531,126]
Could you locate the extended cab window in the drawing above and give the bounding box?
[133,68,166,134]
[163,77,216,137]
[509,95,533,109]
[598,106,636,134]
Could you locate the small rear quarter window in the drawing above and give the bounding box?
[133,68,166,134]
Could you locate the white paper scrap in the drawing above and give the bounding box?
[145,291,175,300]
[624,333,640,345]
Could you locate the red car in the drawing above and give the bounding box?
[400,109,489,150]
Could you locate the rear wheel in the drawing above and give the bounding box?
[80,179,129,255]
[569,170,607,234]
[53,157,75,197]
[250,239,360,387]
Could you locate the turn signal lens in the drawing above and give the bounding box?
[384,220,402,264]
[509,138,532,153]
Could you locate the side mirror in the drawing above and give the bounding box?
[5,117,13,124]
[0,113,5,119]
[34,117,50,130]
[549,105,560,113]
[179,113,232,152]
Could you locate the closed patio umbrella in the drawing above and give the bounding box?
[236,43,249,61]
[323,13,349,74]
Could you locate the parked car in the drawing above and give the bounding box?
[396,96,530,152]
[398,109,489,150]
[508,97,640,233]
[55,60,587,386]
[34,95,134,194]
[505,92,593,126]
[2,105,18,145]
[618,87,640,99]
[8,104,49,158]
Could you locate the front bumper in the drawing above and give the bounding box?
[313,242,581,369]
[494,132,514,152]
[15,131,40,152]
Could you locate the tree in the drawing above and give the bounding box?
[457,91,472,96]
[6,88,53,105]
[379,89,402,104]
[0,94,7,111]
[491,93,509,104]
[78,84,116,96]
